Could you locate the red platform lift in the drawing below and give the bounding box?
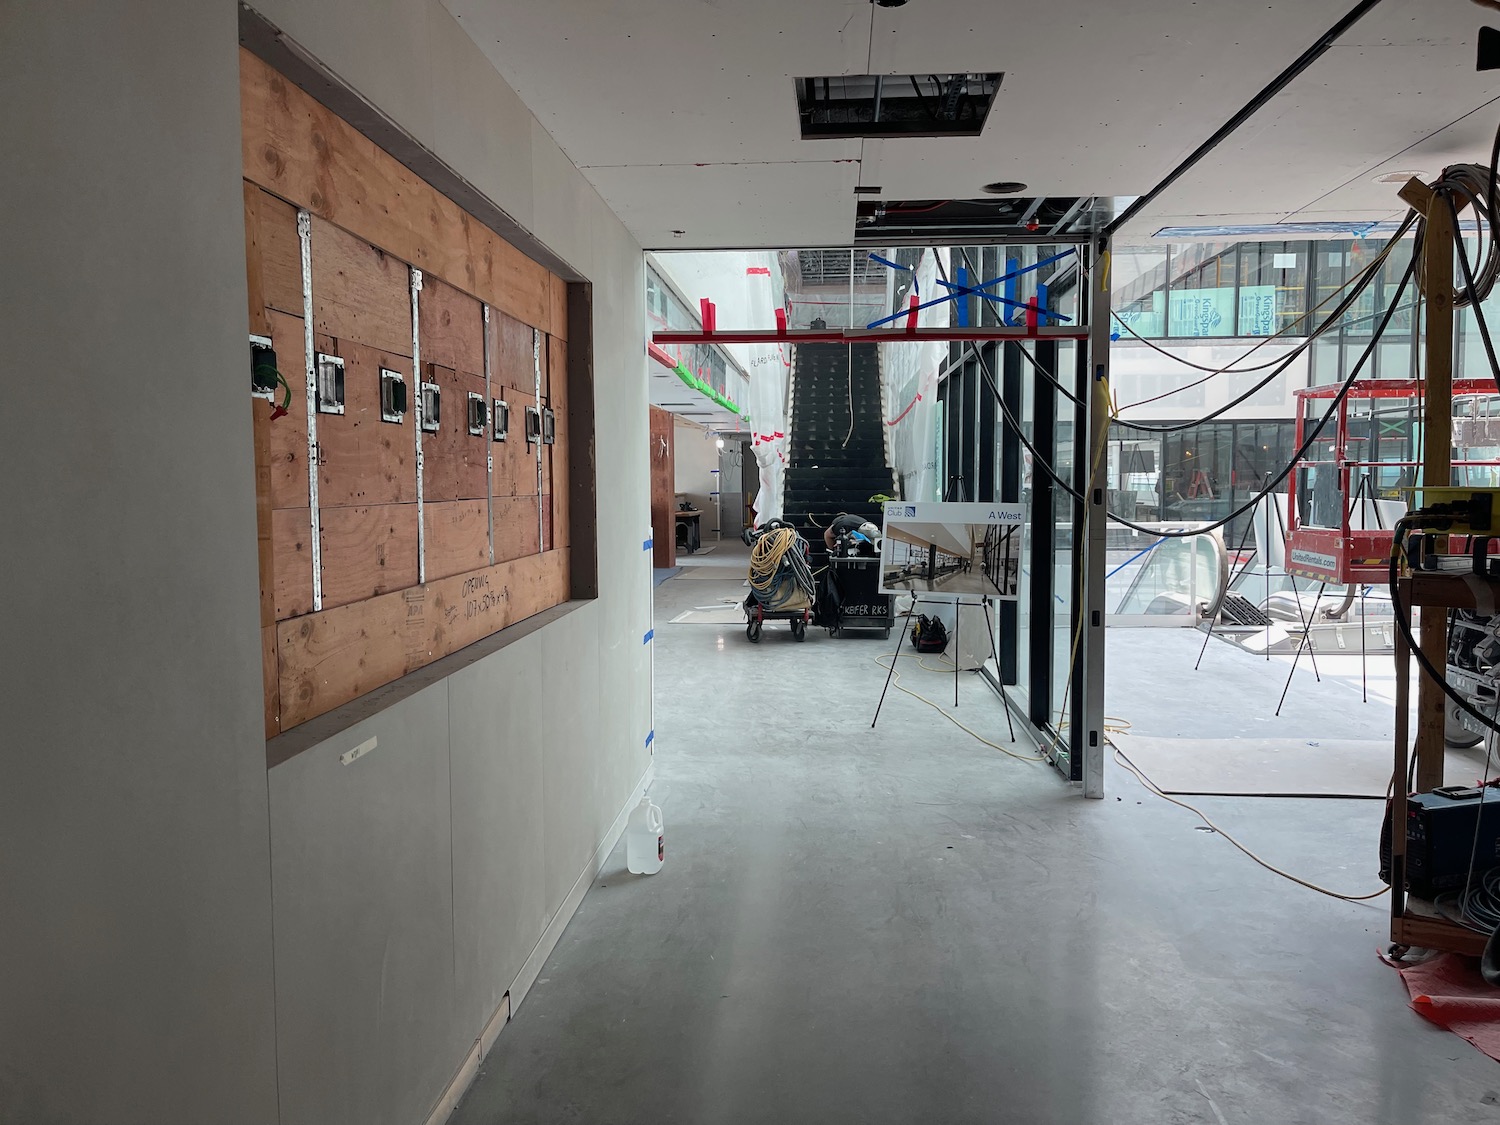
[1286,378,1500,583]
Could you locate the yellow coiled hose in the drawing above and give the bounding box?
[748,527,815,610]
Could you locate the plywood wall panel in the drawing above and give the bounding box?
[318,504,419,610]
[649,406,676,569]
[278,551,571,728]
[311,217,412,358]
[267,311,310,510]
[316,342,415,508]
[548,275,568,341]
[496,313,536,395]
[424,500,490,581]
[421,365,488,503]
[493,495,541,563]
[548,337,571,548]
[244,183,302,318]
[419,274,484,376]
[241,49,550,331]
[262,624,280,741]
[498,390,538,501]
[273,507,315,620]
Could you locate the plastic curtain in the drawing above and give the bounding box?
[880,249,947,503]
[744,257,788,523]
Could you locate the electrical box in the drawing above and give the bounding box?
[492,398,509,442]
[1414,487,1500,534]
[315,353,345,415]
[525,405,542,446]
[379,368,406,423]
[541,405,556,445]
[420,382,441,433]
[250,334,276,399]
[467,392,488,436]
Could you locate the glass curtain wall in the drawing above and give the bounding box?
[927,242,1087,770]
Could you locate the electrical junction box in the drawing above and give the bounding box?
[379,368,406,423]
[541,406,556,445]
[249,334,276,399]
[492,398,509,442]
[420,382,441,433]
[1413,487,1500,533]
[315,353,345,415]
[467,392,488,436]
[525,405,541,445]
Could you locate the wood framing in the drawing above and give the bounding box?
[278,551,572,728]
[242,48,590,741]
[241,48,556,335]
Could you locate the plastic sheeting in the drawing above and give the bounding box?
[744,260,789,523]
[654,252,789,523]
[878,249,947,503]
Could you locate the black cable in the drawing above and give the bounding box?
[1448,188,1500,393]
[1112,219,1417,433]
[995,256,1416,540]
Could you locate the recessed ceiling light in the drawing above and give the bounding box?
[981,181,1027,195]
[1374,170,1427,185]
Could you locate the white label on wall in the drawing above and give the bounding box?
[1272,253,1298,269]
[340,737,377,766]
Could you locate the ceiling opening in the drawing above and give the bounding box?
[794,73,1002,139]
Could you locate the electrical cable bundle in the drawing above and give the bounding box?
[748,527,816,610]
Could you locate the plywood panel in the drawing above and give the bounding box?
[419,274,484,375]
[318,504,419,610]
[495,389,538,501]
[253,397,276,629]
[422,364,488,503]
[548,275,568,341]
[244,183,302,318]
[311,217,411,358]
[273,507,315,620]
[266,310,310,510]
[241,49,550,331]
[263,624,280,740]
[548,336,570,549]
[493,495,541,564]
[316,341,415,508]
[278,551,572,728]
[650,406,676,568]
[496,312,536,395]
[424,500,490,581]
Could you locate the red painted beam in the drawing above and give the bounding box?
[653,326,1090,344]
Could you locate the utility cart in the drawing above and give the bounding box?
[744,521,817,643]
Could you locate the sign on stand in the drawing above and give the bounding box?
[879,502,1025,599]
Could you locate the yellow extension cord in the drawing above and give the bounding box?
[749,528,799,597]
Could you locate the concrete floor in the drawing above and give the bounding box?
[450,544,1500,1125]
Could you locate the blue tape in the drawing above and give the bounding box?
[644,537,653,550]
[645,729,655,748]
[866,249,1076,329]
[643,629,654,644]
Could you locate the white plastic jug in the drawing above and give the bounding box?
[626,794,664,874]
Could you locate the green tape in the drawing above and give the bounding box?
[673,361,747,419]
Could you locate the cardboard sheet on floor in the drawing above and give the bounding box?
[672,566,747,580]
[669,605,748,624]
[1117,736,1390,797]
[1399,952,1500,1062]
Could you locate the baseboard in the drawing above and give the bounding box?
[422,757,655,1125]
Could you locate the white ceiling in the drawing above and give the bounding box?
[443,0,1500,248]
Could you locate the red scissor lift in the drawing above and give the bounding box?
[1286,379,1500,583]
